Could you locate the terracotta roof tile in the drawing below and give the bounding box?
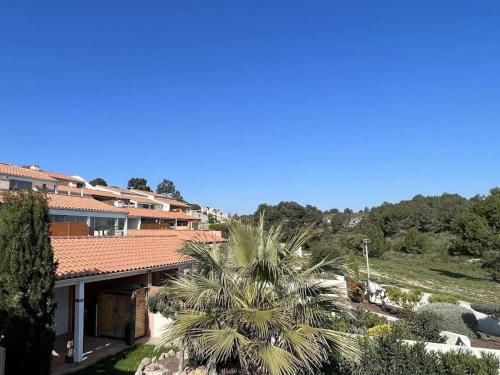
[155,197,191,208]
[48,194,128,214]
[121,194,159,205]
[96,186,145,196]
[175,230,225,242]
[0,164,57,182]
[125,207,200,221]
[56,185,92,196]
[52,236,190,279]
[44,171,82,183]
[128,188,161,197]
[129,190,191,208]
[128,229,225,242]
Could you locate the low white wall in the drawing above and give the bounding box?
[152,313,173,339]
[319,276,348,298]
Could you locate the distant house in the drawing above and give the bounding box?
[0,162,224,364]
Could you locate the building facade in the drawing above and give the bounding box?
[0,162,225,364]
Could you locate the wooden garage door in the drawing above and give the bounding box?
[97,293,132,338]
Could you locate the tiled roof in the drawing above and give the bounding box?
[128,229,225,242]
[129,189,191,208]
[96,186,145,196]
[0,164,57,182]
[57,185,122,199]
[125,207,200,221]
[56,185,92,197]
[121,194,158,205]
[155,197,191,208]
[52,236,190,279]
[128,189,163,198]
[176,230,225,242]
[44,171,82,183]
[48,194,128,214]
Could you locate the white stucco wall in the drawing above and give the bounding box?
[54,286,69,336]
[152,313,173,339]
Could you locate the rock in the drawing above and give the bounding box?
[367,281,387,305]
[139,357,152,370]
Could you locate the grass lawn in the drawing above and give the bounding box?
[67,344,170,375]
[360,253,500,305]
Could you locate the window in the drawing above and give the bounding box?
[116,218,125,235]
[50,215,87,223]
[90,217,115,236]
[9,179,32,190]
[89,217,125,236]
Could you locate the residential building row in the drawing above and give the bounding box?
[0,162,225,367]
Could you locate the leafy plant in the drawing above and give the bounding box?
[352,307,388,330]
[321,335,500,375]
[386,287,423,307]
[417,303,478,338]
[428,293,459,304]
[367,324,393,336]
[397,310,444,343]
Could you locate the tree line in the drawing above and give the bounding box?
[246,188,500,280]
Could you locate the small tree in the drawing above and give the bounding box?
[88,177,107,186]
[400,228,430,254]
[156,179,183,200]
[0,191,57,375]
[127,177,152,191]
[449,212,494,257]
[157,217,359,374]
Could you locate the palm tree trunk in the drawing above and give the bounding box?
[178,340,185,373]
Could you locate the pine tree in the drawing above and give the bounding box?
[0,191,57,375]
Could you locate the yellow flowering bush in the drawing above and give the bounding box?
[367,323,393,336]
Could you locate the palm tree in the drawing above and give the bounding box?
[158,216,359,375]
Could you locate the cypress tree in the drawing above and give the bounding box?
[0,191,57,375]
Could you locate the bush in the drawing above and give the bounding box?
[428,293,459,304]
[321,335,500,374]
[367,323,393,336]
[471,304,500,319]
[352,307,388,330]
[398,310,444,343]
[386,287,423,307]
[400,228,431,254]
[417,303,478,338]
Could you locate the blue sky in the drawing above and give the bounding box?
[1,1,499,214]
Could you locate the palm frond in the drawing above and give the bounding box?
[255,344,300,375]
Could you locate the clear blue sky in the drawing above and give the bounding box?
[1,1,499,214]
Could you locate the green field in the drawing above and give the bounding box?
[360,253,500,305]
